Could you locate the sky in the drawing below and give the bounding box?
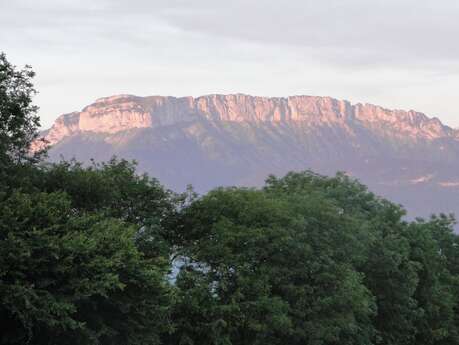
[1,0,459,128]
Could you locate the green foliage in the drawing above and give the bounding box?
[0,53,41,166]
[39,158,174,222]
[407,217,459,344]
[172,187,375,345]
[171,172,459,345]
[37,158,179,259]
[0,52,44,200]
[0,57,178,343]
[0,191,172,345]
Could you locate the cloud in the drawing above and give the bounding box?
[4,0,459,67]
[148,0,459,67]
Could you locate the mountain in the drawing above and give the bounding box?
[35,93,459,219]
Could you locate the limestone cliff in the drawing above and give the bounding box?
[37,94,456,148]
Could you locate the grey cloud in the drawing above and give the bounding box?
[151,0,459,66]
[4,0,459,66]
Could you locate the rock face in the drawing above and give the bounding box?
[41,94,454,142]
[37,93,459,220]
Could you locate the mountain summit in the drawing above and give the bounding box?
[37,94,459,219]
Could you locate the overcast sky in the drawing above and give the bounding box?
[1,0,459,128]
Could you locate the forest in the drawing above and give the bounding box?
[1,54,459,345]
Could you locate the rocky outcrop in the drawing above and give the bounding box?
[37,94,456,150]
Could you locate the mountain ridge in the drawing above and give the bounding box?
[35,93,459,221]
[36,94,457,146]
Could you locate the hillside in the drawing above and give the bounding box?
[35,93,459,219]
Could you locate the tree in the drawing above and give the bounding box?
[0,53,178,344]
[173,187,376,345]
[0,191,172,345]
[264,171,430,344]
[0,52,42,165]
[0,52,44,198]
[36,158,180,260]
[407,216,459,345]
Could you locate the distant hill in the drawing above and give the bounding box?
[35,93,459,220]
